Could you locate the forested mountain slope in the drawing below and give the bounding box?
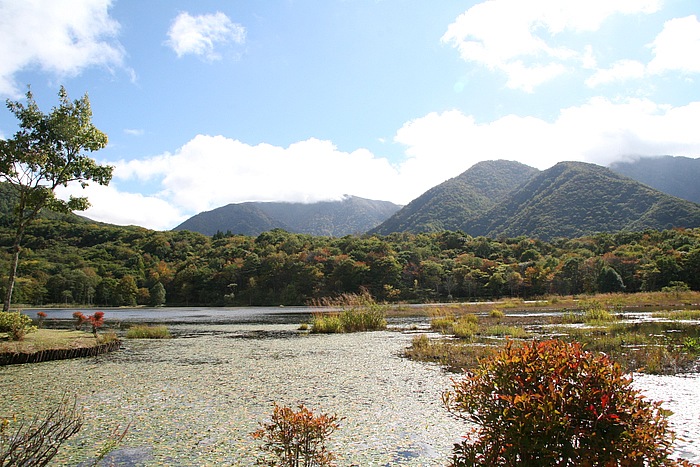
[174,196,401,236]
[0,182,89,226]
[469,161,700,240]
[609,156,700,204]
[371,160,539,234]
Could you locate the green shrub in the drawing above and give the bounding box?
[311,291,386,333]
[252,403,341,467]
[453,318,478,339]
[311,313,344,333]
[684,336,700,352]
[488,309,505,319]
[581,301,617,324]
[430,316,455,333]
[0,311,37,341]
[661,281,691,296]
[125,325,171,339]
[443,339,692,466]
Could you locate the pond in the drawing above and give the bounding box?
[1,307,698,465]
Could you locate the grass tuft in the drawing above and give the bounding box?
[310,290,386,333]
[651,310,700,320]
[310,313,344,334]
[453,319,478,339]
[125,325,171,339]
[489,308,505,319]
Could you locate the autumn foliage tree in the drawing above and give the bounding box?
[252,403,341,467]
[0,86,113,311]
[88,311,105,336]
[443,339,694,466]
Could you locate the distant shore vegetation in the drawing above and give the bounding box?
[1,218,700,308]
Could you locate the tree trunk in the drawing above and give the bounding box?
[3,218,27,312]
[3,242,20,312]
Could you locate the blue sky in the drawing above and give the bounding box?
[1,0,700,230]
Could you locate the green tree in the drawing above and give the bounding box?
[116,275,138,306]
[0,86,112,311]
[149,281,166,306]
[597,265,625,293]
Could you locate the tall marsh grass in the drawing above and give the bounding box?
[453,319,478,339]
[404,334,497,371]
[430,316,455,333]
[580,300,618,324]
[310,291,387,333]
[652,310,700,320]
[125,325,171,339]
[489,308,505,319]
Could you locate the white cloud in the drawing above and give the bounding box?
[586,59,647,87]
[124,128,145,136]
[502,61,569,93]
[88,136,406,229]
[0,0,125,96]
[57,183,187,231]
[78,96,700,231]
[395,98,700,171]
[442,0,662,91]
[585,15,700,87]
[648,15,700,75]
[166,12,246,61]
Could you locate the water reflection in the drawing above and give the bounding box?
[26,306,315,325]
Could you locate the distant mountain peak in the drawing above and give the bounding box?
[609,155,700,204]
[371,159,539,234]
[371,158,700,240]
[469,160,700,240]
[174,196,402,236]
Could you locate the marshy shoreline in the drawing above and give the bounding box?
[2,296,699,465]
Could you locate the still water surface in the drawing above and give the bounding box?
[0,307,697,465]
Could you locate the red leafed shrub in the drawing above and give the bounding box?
[443,339,696,466]
[72,312,88,331]
[88,312,105,336]
[252,403,341,466]
[36,311,47,329]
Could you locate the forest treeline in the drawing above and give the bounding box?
[1,216,699,307]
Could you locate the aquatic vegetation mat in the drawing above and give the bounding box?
[0,324,462,466]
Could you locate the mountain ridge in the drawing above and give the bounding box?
[609,155,700,204]
[371,160,539,234]
[38,155,694,240]
[370,159,700,240]
[173,195,402,237]
[468,161,700,239]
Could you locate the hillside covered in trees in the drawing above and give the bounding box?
[373,160,700,239]
[174,196,402,236]
[371,160,539,234]
[1,216,699,307]
[610,155,700,204]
